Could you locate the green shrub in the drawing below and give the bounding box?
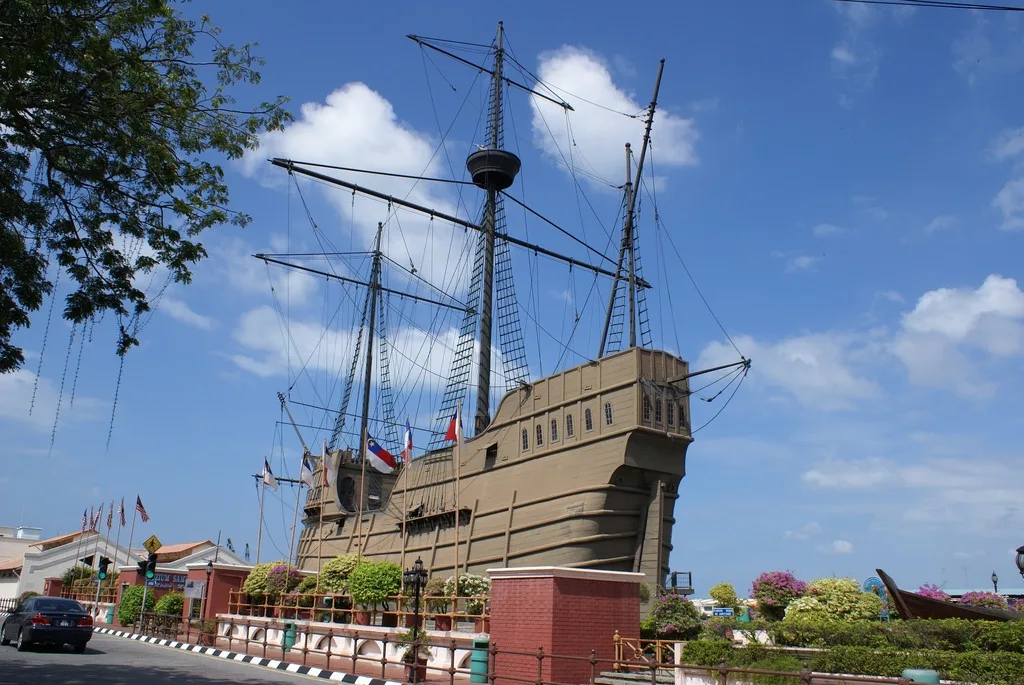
[348,560,401,609]
[118,585,155,626]
[770,618,1024,654]
[154,592,184,616]
[17,591,40,603]
[709,582,739,611]
[241,559,286,598]
[638,582,651,605]
[783,578,882,623]
[295,573,318,595]
[319,553,361,593]
[680,639,733,666]
[424,575,449,613]
[62,564,93,586]
[649,592,701,640]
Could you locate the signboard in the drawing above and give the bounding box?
[142,535,163,555]
[712,607,734,617]
[143,572,188,591]
[183,579,205,599]
[863,576,889,620]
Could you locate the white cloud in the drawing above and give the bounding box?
[880,290,904,304]
[992,127,1024,161]
[698,332,881,411]
[786,255,818,272]
[830,539,854,555]
[802,458,890,490]
[831,45,857,67]
[159,296,215,330]
[212,236,320,305]
[813,223,844,237]
[240,83,476,289]
[854,196,888,221]
[530,47,699,188]
[785,522,822,541]
[992,178,1024,231]
[0,367,102,431]
[924,215,955,234]
[830,3,883,97]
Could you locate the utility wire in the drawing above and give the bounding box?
[834,0,1024,11]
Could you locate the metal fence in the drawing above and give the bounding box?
[0,597,16,614]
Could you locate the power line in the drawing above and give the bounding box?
[834,0,1024,11]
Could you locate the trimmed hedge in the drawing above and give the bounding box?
[680,640,1024,685]
[770,618,1024,653]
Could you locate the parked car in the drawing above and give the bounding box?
[1,596,93,652]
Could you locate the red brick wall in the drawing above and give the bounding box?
[488,569,642,685]
[189,566,248,620]
[43,578,63,597]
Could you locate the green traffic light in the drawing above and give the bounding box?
[145,568,155,579]
[99,570,107,580]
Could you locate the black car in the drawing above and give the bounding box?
[1,596,93,652]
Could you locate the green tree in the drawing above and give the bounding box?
[709,582,740,611]
[0,0,291,373]
[784,578,884,623]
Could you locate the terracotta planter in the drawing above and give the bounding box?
[474,617,490,633]
[433,615,452,631]
[379,611,398,627]
[403,613,419,628]
[352,610,371,625]
[405,658,427,683]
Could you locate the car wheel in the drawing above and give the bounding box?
[16,629,28,652]
[73,642,87,654]
[0,622,9,646]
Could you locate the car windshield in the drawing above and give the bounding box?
[34,598,85,612]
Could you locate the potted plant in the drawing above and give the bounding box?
[196,619,218,646]
[348,560,401,626]
[444,573,491,632]
[423,576,451,630]
[398,626,430,683]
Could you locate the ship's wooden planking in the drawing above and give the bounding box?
[296,347,692,591]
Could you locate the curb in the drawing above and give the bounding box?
[92,626,404,685]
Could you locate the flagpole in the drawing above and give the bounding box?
[89,509,102,570]
[113,501,124,574]
[316,442,326,593]
[286,454,304,572]
[357,427,367,561]
[73,512,87,570]
[125,501,139,569]
[255,476,266,566]
[453,399,461,591]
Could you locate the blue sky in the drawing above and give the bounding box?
[4,0,1024,597]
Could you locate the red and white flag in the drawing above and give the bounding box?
[444,400,463,446]
[321,440,336,487]
[365,434,397,474]
[118,497,126,527]
[135,495,150,523]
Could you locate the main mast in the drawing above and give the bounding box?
[468,21,520,434]
[356,223,383,553]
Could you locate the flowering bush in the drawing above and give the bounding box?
[783,578,883,622]
[958,591,1008,610]
[917,584,950,602]
[1010,598,1024,612]
[649,592,701,640]
[751,571,807,621]
[444,573,491,615]
[320,553,362,593]
[242,559,287,598]
[266,564,304,596]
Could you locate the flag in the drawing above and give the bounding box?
[94,503,103,530]
[135,495,150,523]
[320,439,335,487]
[88,507,95,531]
[299,453,316,488]
[226,538,235,553]
[106,501,113,530]
[262,458,279,492]
[81,509,87,531]
[401,419,413,461]
[118,497,126,527]
[244,543,250,562]
[365,435,397,473]
[444,401,463,445]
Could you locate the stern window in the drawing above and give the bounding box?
[584,408,593,431]
[521,429,529,451]
[667,401,675,426]
[642,394,651,422]
[655,399,663,424]
[566,414,575,437]
[535,424,544,446]
[604,402,613,426]
[551,419,558,442]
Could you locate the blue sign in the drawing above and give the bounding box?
[863,576,889,620]
[712,607,734,617]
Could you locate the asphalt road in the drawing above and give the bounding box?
[0,631,321,684]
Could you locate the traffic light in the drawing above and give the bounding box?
[144,552,157,580]
[97,556,111,580]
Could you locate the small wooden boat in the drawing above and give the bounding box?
[876,569,1024,621]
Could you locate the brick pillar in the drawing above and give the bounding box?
[185,563,250,621]
[487,567,642,685]
[43,577,63,597]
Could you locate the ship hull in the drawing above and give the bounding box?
[296,348,692,590]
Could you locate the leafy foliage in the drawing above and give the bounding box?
[648,592,702,640]
[154,592,184,616]
[424,575,450,613]
[17,590,40,602]
[348,560,401,609]
[294,573,319,595]
[958,591,1008,610]
[783,578,883,623]
[265,564,303,596]
[750,571,806,621]
[770,618,1024,653]
[62,563,94,586]
[917,584,950,602]
[0,0,292,373]
[319,553,361,593]
[241,559,286,598]
[443,573,490,615]
[709,582,739,610]
[117,584,154,625]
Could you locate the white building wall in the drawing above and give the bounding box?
[0,578,19,600]
[17,533,136,596]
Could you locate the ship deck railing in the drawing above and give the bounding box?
[227,589,490,630]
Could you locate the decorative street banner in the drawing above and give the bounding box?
[144,572,188,590]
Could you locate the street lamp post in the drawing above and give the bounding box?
[402,558,428,684]
[991,571,999,594]
[203,560,213,620]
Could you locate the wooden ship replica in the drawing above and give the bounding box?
[255,23,749,593]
